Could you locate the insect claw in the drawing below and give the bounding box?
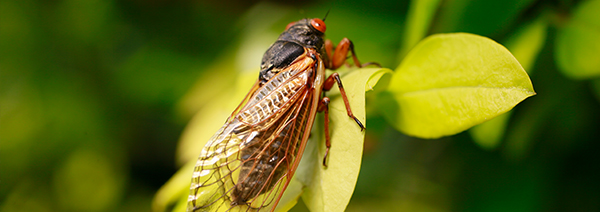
[323,148,329,167]
[353,117,365,131]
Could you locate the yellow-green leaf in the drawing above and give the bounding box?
[53,149,125,212]
[300,67,392,212]
[555,0,600,79]
[175,71,257,166]
[152,161,194,212]
[153,71,257,212]
[384,33,535,139]
[469,16,547,149]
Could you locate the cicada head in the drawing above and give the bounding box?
[259,18,328,83]
[278,18,326,50]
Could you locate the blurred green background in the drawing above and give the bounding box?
[2,0,600,211]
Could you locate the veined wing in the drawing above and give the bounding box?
[187,49,325,212]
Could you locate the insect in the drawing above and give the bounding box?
[187,16,372,212]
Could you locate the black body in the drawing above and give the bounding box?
[259,19,327,83]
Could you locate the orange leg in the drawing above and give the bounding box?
[324,39,334,64]
[325,38,363,70]
[319,73,365,167]
[319,37,377,167]
[317,97,331,167]
[322,73,365,130]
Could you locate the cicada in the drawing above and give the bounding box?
[187,17,371,212]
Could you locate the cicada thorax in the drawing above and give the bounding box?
[260,18,326,83]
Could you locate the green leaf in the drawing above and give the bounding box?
[53,149,125,212]
[175,71,257,165]
[400,0,442,59]
[152,161,194,212]
[300,67,392,212]
[153,71,257,212]
[502,16,548,74]
[383,33,535,139]
[469,112,511,149]
[555,0,600,79]
[469,16,548,149]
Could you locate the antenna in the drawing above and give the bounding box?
[323,9,331,21]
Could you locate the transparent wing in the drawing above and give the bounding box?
[187,53,320,212]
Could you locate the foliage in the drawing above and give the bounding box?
[157,4,535,211]
[382,33,534,138]
[2,0,600,212]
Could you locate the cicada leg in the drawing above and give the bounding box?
[317,97,331,167]
[323,73,365,130]
[320,37,376,166]
[324,38,380,70]
[319,72,365,167]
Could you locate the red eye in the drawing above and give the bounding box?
[311,18,326,33]
[285,22,296,30]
